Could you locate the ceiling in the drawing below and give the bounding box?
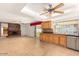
[0,3,79,23]
[0,3,37,23]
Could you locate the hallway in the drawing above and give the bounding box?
[0,37,79,56]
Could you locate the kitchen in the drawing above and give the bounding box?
[38,19,79,51]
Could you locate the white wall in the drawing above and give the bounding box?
[0,23,8,37]
[20,23,35,37]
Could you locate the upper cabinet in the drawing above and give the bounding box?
[41,21,52,29]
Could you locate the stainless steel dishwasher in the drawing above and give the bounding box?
[67,36,76,50]
[76,37,79,50]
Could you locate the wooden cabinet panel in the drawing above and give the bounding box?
[40,34,42,41]
[59,35,67,47]
[53,35,59,44]
[45,34,50,42]
[40,33,67,47]
[40,34,45,41]
[43,34,46,41]
[49,34,53,43]
[41,21,51,29]
[44,34,47,42]
[40,33,53,43]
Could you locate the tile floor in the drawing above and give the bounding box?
[0,36,79,56]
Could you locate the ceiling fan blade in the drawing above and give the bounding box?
[40,11,48,15]
[46,11,53,16]
[43,7,48,11]
[54,10,64,14]
[48,13,52,16]
[53,3,64,10]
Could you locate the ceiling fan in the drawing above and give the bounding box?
[40,3,64,16]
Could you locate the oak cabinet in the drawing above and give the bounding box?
[42,34,46,41]
[53,35,59,44]
[40,33,53,43]
[49,34,53,43]
[40,33,67,47]
[59,35,67,47]
[40,33,44,41]
[41,21,51,29]
[40,33,79,51]
[40,34,43,41]
[44,34,48,42]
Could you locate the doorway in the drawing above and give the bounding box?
[8,23,21,37]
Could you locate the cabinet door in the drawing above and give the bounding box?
[48,21,51,28]
[41,22,44,29]
[46,21,51,29]
[67,36,76,49]
[49,34,53,43]
[59,36,67,47]
[45,34,48,42]
[43,34,46,41]
[53,35,59,44]
[45,22,48,29]
[41,21,51,29]
[47,34,50,42]
[76,37,79,50]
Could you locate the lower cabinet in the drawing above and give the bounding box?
[45,34,49,42]
[40,33,67,47]
[53,35,59,44]
[40,33,46,41]
[40,34,79,51]
[40,34,43,41]
[48,34,53,43]
[67,36,76,50]
[59,35,67,47]
[43,34,47,41]
[40,33,53,43]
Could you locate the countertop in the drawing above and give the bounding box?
[41,32,79,37]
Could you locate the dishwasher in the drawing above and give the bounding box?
[67,36,76,50]
[76,37,79,50]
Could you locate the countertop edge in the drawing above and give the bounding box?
[41,32,79,37]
